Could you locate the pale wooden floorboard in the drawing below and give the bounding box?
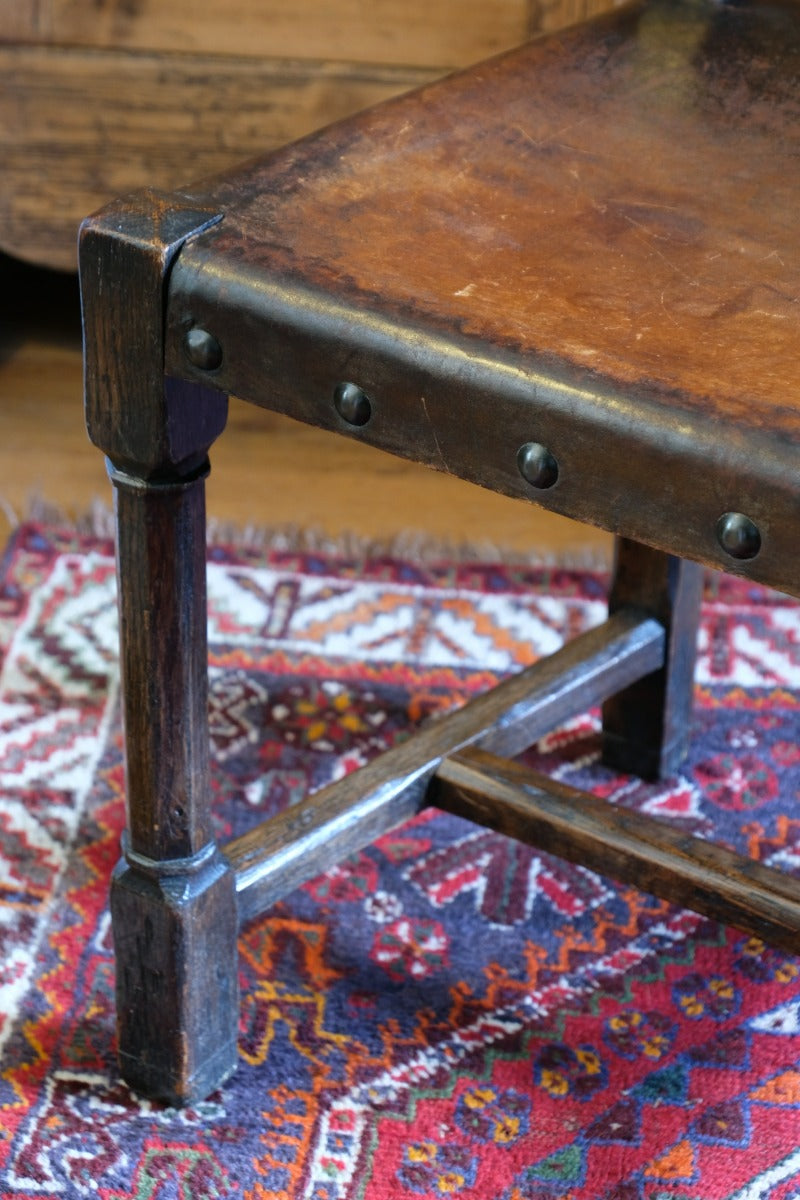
[0,254,611,561]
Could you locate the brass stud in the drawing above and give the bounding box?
[184,327,223,371]
[517,442,559,490]
[716,512,762,560]
[334,382,372,427]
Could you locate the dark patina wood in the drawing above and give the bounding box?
[80,194,238,1106]
[602,538,703,779]
[80,0,800,1105]
[434,748,800,955]
[226,610,665,920]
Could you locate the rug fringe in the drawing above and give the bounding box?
[205,518,612,569]
[9,494,612,569]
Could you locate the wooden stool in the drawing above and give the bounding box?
[80,0,800,1105]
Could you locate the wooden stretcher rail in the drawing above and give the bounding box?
[225,609,665,921]
[433,747,800,953]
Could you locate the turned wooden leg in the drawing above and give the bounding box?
[108,461,238,1105]
[602,537,703,780]
[80,193,235,1104]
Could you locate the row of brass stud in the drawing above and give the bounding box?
[517,438,762,562]
[184,330,763,564]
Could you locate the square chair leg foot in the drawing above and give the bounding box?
[111,844,239,1107]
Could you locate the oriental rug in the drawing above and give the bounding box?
[3,524,800,1199]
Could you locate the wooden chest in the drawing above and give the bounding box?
[1,0,617,270]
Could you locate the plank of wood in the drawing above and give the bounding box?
[225,611,665,921]
[44,0,530,70]
[0,2,40,39]
[434,747,800,954]
[0,45,437,270]
[536,0,625,32]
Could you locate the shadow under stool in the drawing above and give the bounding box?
[79,0,800,1105]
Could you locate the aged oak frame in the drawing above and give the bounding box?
[80,0,800,1105]
[79,193,798,1104]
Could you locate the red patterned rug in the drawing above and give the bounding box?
[3,524,800,1199]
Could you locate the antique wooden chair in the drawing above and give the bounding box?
[80,0,800,1105]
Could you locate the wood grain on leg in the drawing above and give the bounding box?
[602,538,703,780]
[80,196,238,1105]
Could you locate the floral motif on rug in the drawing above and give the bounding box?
[2,525,800,1198]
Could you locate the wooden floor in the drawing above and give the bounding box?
[0,252,611,561]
